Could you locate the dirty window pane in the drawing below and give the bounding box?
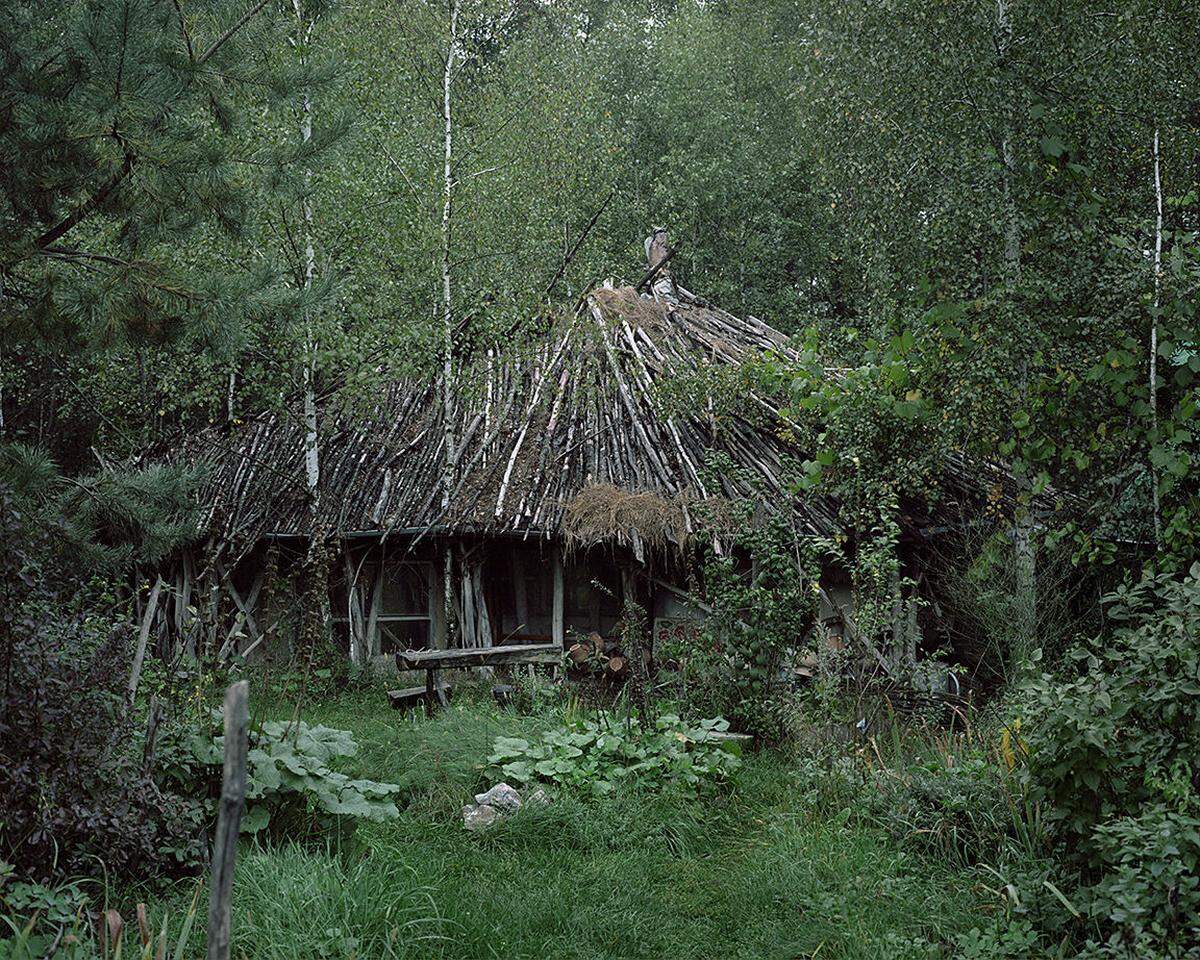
[381,563,430,618]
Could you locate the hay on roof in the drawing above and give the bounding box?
[562,483,689,552]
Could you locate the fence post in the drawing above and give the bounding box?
[207,680,249,960]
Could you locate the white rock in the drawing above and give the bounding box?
[525,787,551,806]
[462,803,500,832]
[474,782,523,814]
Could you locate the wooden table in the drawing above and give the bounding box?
[392,643,562,714]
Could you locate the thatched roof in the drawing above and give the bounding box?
[191,282,847,552]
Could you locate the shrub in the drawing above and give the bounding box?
[667,500,816,740]
[1019,564,1200,953]
[867,751,1016,863]
[0,596,206,884]
[488,714,742,798]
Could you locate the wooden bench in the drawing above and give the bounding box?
[393,643,562,715]
[387,683,452,711]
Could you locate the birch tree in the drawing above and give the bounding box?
[1148,125,1164,551]
[440,0,460,647]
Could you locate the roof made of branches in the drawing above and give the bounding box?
[190,283,849,552]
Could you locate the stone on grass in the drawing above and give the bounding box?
[462,803,500,832]
[525,787,551,806]
[474,782,523,813]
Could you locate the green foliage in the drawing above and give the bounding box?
[953,919,1042,959]
[670,492,817,739]
[769,326,946,525]
[0,867,86,930]
[1022,566,1200,846]
[488,714,741,799]
[0,869,204,960]
[0,0,305,348]
[0,495,206,886]
[0,443,203,574]
[1019,564,1200,953]
[189,719,401,836]
[132,692,987,960]
[867,751,1019,865]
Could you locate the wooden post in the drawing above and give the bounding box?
[365,552,383,658]
[551,547,564,648]
[425,666,437,718]
[431,552,448,649]
[207,680,249,960]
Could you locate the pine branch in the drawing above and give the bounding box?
[197,0,273,65]
[30,0,274,252]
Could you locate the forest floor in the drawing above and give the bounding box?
[150,688,988,960]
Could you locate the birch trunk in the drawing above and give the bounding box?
[440,0,460,645]
[293,1,332,651]
[1149,125,1164,551]
[996,0,1036,649]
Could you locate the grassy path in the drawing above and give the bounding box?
[153,691,985,959]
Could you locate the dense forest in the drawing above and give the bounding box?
[2,1,1199,958]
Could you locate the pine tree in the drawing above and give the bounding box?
[0,0,303,352]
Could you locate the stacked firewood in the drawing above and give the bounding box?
[567,631,633,683]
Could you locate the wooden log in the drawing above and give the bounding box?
[387,683,452,710]
[207,680,249,960]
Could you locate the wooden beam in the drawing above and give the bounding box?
[396,642,560,670]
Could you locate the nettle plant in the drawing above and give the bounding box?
[488,715,742,799]
[190,720,400,835]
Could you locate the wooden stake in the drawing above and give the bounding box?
[207,680,249,960]
[128,575,164,702]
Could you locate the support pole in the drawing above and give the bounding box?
[551,547,564,648]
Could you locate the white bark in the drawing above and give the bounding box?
[293,1,332,651]
[441,0,459,512]
[440,0,460,646]
[1149,125,1164,551]
[300,79,319,506]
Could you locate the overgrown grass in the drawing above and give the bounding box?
[145,690,988,959]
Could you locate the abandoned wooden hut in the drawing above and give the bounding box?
[159,276,848,667]
[153,254,1005,679]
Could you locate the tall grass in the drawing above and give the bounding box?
[92,690,995,959]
